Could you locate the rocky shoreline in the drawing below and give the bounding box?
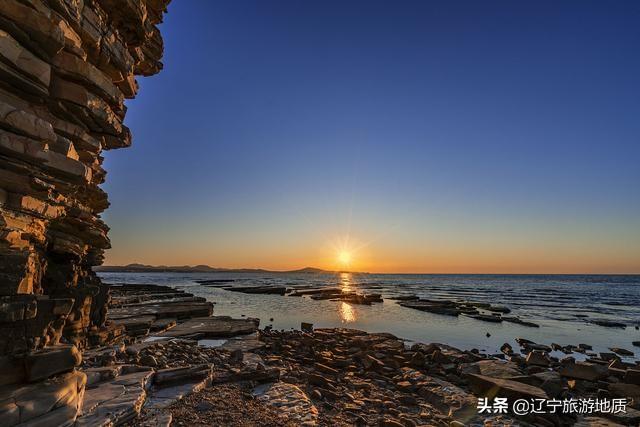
[4,281,639,426]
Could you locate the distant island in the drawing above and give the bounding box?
[94,264,364,274]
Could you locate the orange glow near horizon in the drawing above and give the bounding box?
[103,228,640,274]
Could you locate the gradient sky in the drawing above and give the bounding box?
[102,0,640,273]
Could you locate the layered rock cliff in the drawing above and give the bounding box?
[0,0,170,360]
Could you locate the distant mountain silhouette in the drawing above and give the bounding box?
[94,264,364,274]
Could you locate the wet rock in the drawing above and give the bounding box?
[600,352,619,362]
[501,317,540,327]
[386,295,419,301]
[288,288,342,297]
[593,320,626,328]
[158,316,259,339]
[486,305,510,314]
[500,343,514,356]
[301,322,313,332]
[609,347,634,357]
[466,313,503,323]
[225,285,287,295]
[399,300,459,316]
[195,279,236,286]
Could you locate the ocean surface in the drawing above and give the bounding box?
[98,272,640,361]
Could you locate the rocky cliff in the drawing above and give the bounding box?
[0,0,170,366]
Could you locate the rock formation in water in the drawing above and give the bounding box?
[0,0,169,423]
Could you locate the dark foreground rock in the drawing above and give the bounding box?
[91,284,640,426]
[7,278,639,426]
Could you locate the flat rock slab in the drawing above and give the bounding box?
[254,382,318,425]
[83,366,123,386]
[461,360,524,379]
[157,316,259,340]
[224,286,287,295]
[145,377,213,410]
[559,362,608,381]
[154,365,213,388]
[121,296,207,307]
[219,333,265,352]
[111,293,198,306]
[288,288,342,297]
[399,300,460,316]
[76,370,155,427]
[0,370,86,427]
[108,301,213,321]
[112,315,155,337]
[467,373,548,400]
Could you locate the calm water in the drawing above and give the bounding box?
[98,272,640,361]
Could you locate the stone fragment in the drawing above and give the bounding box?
[559,362,608,381]
[154,364,213,387]
[467,374,549,400]
[526,350,550,367]
[461,359,523,379]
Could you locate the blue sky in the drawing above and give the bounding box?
[102,0,640,273]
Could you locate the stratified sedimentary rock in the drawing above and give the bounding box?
[0,0,170,424]
[0,0,170,353]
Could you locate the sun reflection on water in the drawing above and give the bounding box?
[339,272,352,292]
[339,302,356,323]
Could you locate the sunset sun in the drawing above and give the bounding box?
[338,250,352,266]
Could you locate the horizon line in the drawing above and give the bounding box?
[95,263,640,276]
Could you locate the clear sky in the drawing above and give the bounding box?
[102,0,640,274]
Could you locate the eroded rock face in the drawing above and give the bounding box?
[0,0,170,360]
